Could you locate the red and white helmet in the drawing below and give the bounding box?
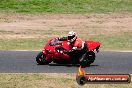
[68,31,77,43]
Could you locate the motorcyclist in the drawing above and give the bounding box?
[58,31,88,60]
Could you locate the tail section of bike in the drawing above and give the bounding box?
[85,40,101,52]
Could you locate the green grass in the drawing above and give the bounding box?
[86,32,132,50]
[0,32,132,50]
[0,0,132,13]
[0,30,13,33]
[0,38,47,50]
[0,73,75,88]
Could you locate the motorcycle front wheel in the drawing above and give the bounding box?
[36,52,51,65]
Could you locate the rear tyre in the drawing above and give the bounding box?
[36,52,51,65]
[80,51,95,67]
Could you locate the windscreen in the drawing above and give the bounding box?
[49,39,59,46]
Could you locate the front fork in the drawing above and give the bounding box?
[42,49,50,60]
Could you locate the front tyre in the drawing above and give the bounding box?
[36,52,51,65]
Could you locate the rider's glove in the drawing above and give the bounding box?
[56,49,60,52]
[60,50,63,54]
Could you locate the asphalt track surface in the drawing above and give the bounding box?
[0,51,132,74]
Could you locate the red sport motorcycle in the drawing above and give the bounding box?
[36,37,101,67]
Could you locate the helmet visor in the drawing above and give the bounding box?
[68,35,75,40]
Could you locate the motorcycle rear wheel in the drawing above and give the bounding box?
[36,52,51,65]
[80,51,95,67]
